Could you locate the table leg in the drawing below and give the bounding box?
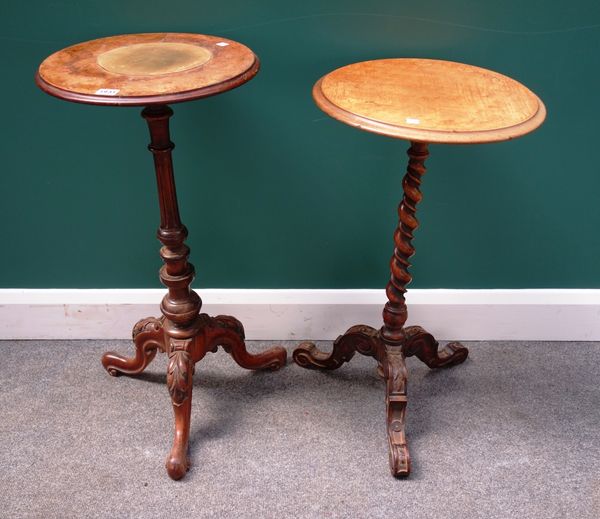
[101,105,286,480]
[293,141,468,477]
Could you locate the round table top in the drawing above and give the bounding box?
[313,58,546,144]
[36,33,260,106]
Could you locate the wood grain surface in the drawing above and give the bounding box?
[313,58,546,143]
[36,33,259,106]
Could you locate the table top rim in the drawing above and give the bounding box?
[35,32,260,107]
[313,58,547,144]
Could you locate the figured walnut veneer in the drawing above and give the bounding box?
[36,33,259,106]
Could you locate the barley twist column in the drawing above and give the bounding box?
[381,141,429,345]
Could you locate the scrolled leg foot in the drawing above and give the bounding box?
[383,346,411,477]
[403,325,468,369]
[207,315,287,370]
[101,316,165,376]
[166,339,193,480]
[389,439,411,477]
[293,325,380,370]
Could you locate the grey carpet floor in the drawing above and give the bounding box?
[0,340,598,519]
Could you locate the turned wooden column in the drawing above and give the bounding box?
[144,106,202,331]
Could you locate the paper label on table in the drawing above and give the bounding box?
[95,88,120,96]
[405,118,420,125]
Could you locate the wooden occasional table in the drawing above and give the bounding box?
[36,33,287,480]
[293,58,546,476]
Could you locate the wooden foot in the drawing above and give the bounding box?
[101,317,166,376]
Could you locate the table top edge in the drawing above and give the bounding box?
[35,47,260,107]
[312,75,547,144]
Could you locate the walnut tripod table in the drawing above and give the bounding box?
[293,58,546,476]
[35,33,286,480]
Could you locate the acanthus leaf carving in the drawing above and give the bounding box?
[167,340,193,406]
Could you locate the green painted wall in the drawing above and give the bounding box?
[2,1,599,288]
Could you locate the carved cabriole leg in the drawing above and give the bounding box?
[384,346,410,476]
[206,315,287,370]
[292,325,380,370]
[102,316,166,376]
[143,105,202,480]
[166,339,194,479]
[403,326,468,368]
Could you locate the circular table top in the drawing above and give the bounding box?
[36,33,260,106]
[313,58,546,144]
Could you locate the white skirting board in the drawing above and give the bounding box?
[0,289,599,341]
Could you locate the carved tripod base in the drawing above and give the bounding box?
[293,325,467,477]
[102,314,286,480]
